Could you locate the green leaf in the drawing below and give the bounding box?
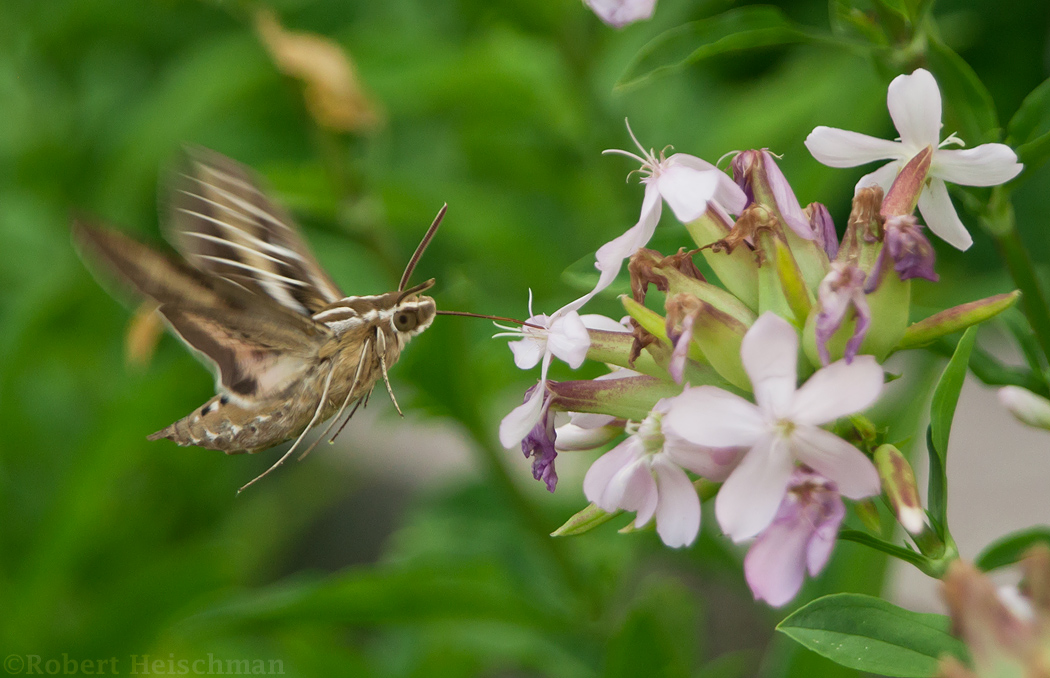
[926,326,978,529]
[618,7,811,91]
[926,38,1000,144]
[551,502,620,537]
[929,327,978,464]
[777,593,969,677]
[1007,76,1050,173]
[975,525,1050,571]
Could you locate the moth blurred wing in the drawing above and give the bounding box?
[167,148,344,315]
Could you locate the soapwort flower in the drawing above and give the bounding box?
[664,313,883,542]
[744,469,845,607]
[588,122,747,304]
[806,68,1023,250]
[582,0,657,28]
[583,398,742,547]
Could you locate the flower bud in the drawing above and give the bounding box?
[806,202,839,260]
[896,291,1021,351]
[999,386,1050,431]
[880,146,933,218]
[684,205,760,310]
[548,374,682,422]
[666,293,750,390]
[837,186,883,272]
[873,444,926,535]
[733,149,828,289]
[880,215,938,284]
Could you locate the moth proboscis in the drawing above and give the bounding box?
[74,148,532,492]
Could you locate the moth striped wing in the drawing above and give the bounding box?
[166,148,344,316]
[74,221,329,402]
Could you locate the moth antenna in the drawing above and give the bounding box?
[436,310,544,329]
[238,361,336,493]
[397,278,436,303]
[399,203,447,292]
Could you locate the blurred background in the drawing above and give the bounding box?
[1,0,1048,675]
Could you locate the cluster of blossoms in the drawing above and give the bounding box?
[498,69,1023,607]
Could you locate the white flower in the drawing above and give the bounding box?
[583,0,656,28]
[497,294,627,450]
[805,68,1023,251]
[664,313,883,542]
[583,122,747,305]
[584,398,743,547]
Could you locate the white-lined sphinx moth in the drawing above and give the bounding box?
[74,149,448,490]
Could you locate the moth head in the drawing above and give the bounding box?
[392,279,436,338]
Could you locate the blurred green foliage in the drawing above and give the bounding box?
[0,0,1047,676]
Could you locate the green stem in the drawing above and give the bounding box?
[985,189,1050,362]
[837,529,950,577]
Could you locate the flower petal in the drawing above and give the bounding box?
[715,436,795,541]
[807,488,845,576]
[663,433,743,481]
[934,144,1023,187]
[604,457,656,516]
[805,127,904,167]
[652,459,702,548]
[555,422,623,451]
[663,386,765,448]
[582,0,657,28]
[583,438,639,507]
[855,161,900,193]
[917,178,972,250]
[887,68,942,148]
[790,426,880,499]
[741,312,799,417]
[548,311,591,369]
[581,314,630,332]
[790,355,884,425]
[744,501,810,607]
[508,337,545,369]
[585,182,663,304]
[654,164,720,223]
[499,383,546,448]
[670,153,748,214]
[763,150,814,239]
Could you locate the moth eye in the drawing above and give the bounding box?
[395,311,419,332]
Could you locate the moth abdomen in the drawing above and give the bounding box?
[148,394,302,454]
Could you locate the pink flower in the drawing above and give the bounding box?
[586,122,747,304]
[582,0,656,28]
[664,312,883,542]
[744,469,845,607]
[583,398,742,547]
[806,68,1023,251]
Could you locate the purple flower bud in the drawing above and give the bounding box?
[883,214,938,283]
[816,263,871,365]
[520,384,559,492]
[806,203,839,260]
